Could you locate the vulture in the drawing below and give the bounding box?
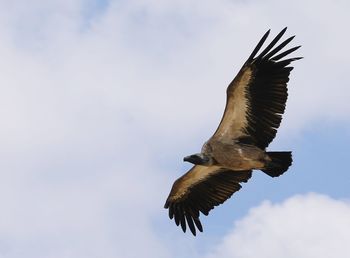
[164,28,301,236]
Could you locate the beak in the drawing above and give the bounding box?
[183,155,192,162]
[183,154,204,165]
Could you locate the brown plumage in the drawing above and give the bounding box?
[164,28,301,236]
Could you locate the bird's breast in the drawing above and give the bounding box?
[212,142,266,170]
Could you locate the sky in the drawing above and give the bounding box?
[0,0,349,257]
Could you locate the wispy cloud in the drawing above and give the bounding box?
[0,0,349,257]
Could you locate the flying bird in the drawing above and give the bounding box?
[164,28,302,236]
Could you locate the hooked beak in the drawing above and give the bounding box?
[183,154,209,165]
[183,155,194,163]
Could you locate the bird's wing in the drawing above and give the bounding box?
[212,27,302,149]
[164,165,252,235]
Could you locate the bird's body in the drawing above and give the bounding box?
[200,140,268,171]
[164,28,301,236]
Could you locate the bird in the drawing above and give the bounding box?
[164,27,302,236]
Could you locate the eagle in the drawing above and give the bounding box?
[164,28,302,236]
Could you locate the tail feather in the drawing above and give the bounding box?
[262,151,292,177]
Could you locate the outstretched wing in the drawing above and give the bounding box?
[164,165,252,236]
[212,27,302,149]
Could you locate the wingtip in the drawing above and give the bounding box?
[278,27,288,37]
[168,205,174,219]
[193,217,203,232]
[254,26,290,61]
[247,28,271,62]
[189,225,196,236]
[174,215,180,226]
[180,220,186,233]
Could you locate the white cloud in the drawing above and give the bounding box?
[206,193,350,258]
[0,0,349,257]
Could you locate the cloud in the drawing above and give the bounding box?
[0,0,349,257]
[2,0,349,150]
[206,193,350,258]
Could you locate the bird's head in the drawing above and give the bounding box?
[183,153,212,165]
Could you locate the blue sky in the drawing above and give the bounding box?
[0,0,349,258]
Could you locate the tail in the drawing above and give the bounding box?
[262,151,292,177]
